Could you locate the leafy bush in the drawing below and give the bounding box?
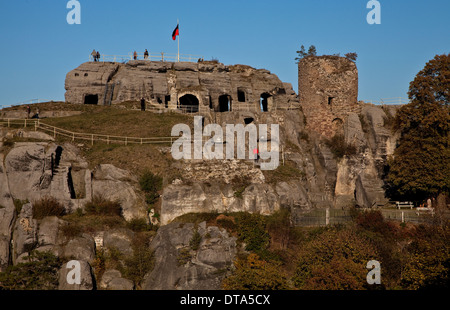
[139,171,163,206]
[126,218,153,232]
[84,195,122,216]
[235,213,270,256]
[400,224,450,290]
[189,229,202,251]
[32,196,66,219]
[223,253,290,290]
[292,226,378,290]
[0,251,61,290]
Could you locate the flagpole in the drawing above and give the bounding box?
[177,19,180,62]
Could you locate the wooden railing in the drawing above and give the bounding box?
[0,118,176,146]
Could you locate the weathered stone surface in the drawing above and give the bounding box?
[100,269,134,290]
[142,221,236,290]
[12,203,38,264]
[102,228,134,257]
[5,143,54,201]
[160,181,281,225]
[37,216,65,247]
[65,60,297,112]
[58,260,95,290]
[0,153,15,271]
[299,56,359,138]
[63,234,96,262]
[91,164,147,221]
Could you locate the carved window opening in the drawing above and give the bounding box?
[260,93,271,112]
[237,89,246,102]
[218,94,232,112]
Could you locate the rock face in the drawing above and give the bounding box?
[161,182,280,225]
[142,221,237,290]
[65,61,298,113]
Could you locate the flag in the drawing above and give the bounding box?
[172,24,179,40]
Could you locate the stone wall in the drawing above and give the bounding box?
[298,56,360,138]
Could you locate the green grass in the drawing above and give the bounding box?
[42,104,193,138]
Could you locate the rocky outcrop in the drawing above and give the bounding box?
[91,164,147,221]
[65,61,298,112]
[160,182,280,225]
[142,221,237,290]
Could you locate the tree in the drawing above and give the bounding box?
[292,226,378,290]
[0,251,61,290]
[385,54,450,205]
[295,45,317,63]
[307,45,317,57]
[345,52,358,62]
[295,45,307,63]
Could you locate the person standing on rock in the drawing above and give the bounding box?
[91,49,97,62]
[134,51,138,60]
[96,51,101,62]
[144,49,149,60]
[140,98,146,111]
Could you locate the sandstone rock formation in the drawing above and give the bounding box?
[142,221,237,290]
[65,61,298,113]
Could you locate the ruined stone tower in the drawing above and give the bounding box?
[298,55,359,137]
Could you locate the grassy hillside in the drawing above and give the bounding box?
[3,102,193,180]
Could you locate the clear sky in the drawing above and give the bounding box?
[0,0,449,107]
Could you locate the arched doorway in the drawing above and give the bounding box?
[218,94,232,112]
[84,94,98,105]
[179,94,199,113]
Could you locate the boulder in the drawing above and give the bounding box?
[103,228,135,257]
[63,234,96,262]
[92,164,147,221]
[58,260,95,290]
[100,269,134,290]
[142,221,236,290]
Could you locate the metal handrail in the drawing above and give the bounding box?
[89,52,204,63]
[363,97,410,105]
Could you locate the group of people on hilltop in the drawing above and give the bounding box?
[91,49,101,62]
[133,49,149,60]
[90,49,149,62]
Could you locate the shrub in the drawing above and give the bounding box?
[126,218,153,232]
[190,229,202,251]
[139,171,163,206]
[60,222,83,238]
[292,226,378,290]
[0,250,61,290]
[235,213,270,256]
[222,253,290,290]
[32,196,66,219]
[84,195,122,216]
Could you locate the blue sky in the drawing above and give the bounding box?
[0,0,448,107]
